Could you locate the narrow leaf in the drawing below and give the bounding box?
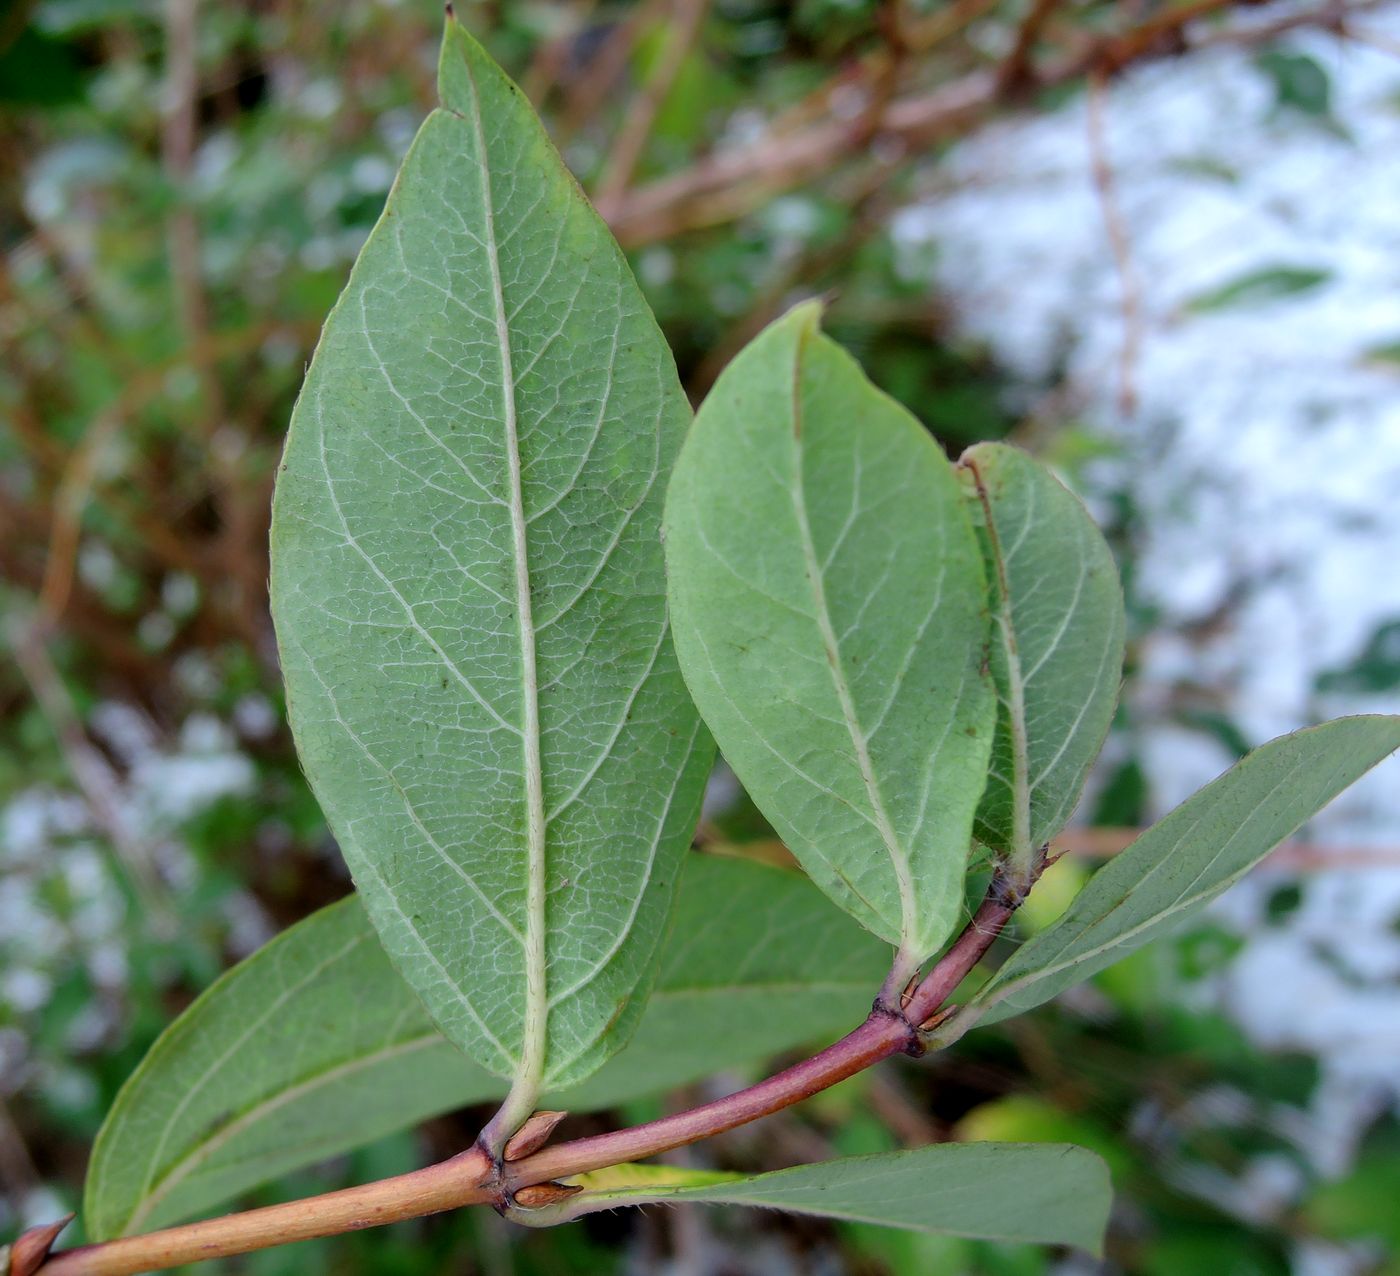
[269,15,711,1100]
[664,303,995,966]
[957,443,1125,862]
[84,856,887,1238]
[1183,264,1330,313]
[967,717,1400,1027]
[549,1144,1111,1254]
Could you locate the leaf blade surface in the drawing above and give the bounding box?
[968,716,1400,1026]
[567,1143,1111,1253]
[664,304,994,963]
[84,856,886,1237]
[269,18,710,1094]
[958,443,1125,860]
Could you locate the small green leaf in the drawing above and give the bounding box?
[664,303,995,970]
[1255,49,1333,119]
[269,16,711,1106]
[83,855,886,1237]
[1315,619,1400,694]
[957,443,1125,866]
[964,717,1400,1028]
[547,1143,1112,1254]
[1183,264,1331,313]
[1361,340,1400,368]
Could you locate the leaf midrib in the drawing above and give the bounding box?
[461,55,550,1107]
[963,456,1033,866]
[982,752,1312,1012]
[786,332,917,958]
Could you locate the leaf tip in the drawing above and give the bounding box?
[780,297,825,339]
[436,4,483,111]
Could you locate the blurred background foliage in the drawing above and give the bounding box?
[3,0,1399,1272]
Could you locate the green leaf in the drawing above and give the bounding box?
[1183,265,1330,314]
[83,855,887,1238]
[548,1143,1111,1254]
[664,303,995,969]
[1316,619,1400,694]
[957,443,1125,863]
[963,717,1400,1028]
[1255,50,1333,119]
[268,15,711,1103]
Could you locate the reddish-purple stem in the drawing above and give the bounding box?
[35,874,1023,1276]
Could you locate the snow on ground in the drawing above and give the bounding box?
[893,0,1400,1190]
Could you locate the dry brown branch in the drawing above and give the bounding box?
[4,619,173,929]
[1085,68,1142,420]
[34,409,126,631]
[521,0,600,103]
[996,0,1066,94]
[903,0,1003,52]
[555,2,656,145]
[594,0,710,212]
[160,0,272,663]
[603,1,1380,246]
[1053,827,1400,872]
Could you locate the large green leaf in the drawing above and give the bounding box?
[547,1143,1111,1254]
[963,717,1400,1029]
[957,443,1125,863]
[664,304,995,970]
[84,855,887,1238]
[268,16,711,1101]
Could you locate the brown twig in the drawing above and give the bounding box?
[593,0,709,214]
[603,0,1379,245]
[1052,827,1400,871]
[686,0,911,396]
[521,0,600,103]
[902,0,1003,52]
[160,0,271,664]
[1085,68,1142,420]
[3,619,173,930]
[161,0,207,352]
[996,0,1066,95]
[554,3,654,146]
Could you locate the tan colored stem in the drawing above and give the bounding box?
[36,880,1021,1276]
[38,1152,495,1275]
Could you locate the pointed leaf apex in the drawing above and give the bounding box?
[437,8,486,114]
[777,298,825,341]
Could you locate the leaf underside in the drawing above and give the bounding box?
[573,1143,1111,1255]
[958,442,1126,859]
[269,18,711,1093]
[83,855,887,1238]
[664,304,995,963]
[970,715,1400,1026]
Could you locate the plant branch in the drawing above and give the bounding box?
[33,873,1024,1275]
[603,0,1380,245]
[593,0,709,214]
[1085,68,1142,420]
[995,0,1065,96]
